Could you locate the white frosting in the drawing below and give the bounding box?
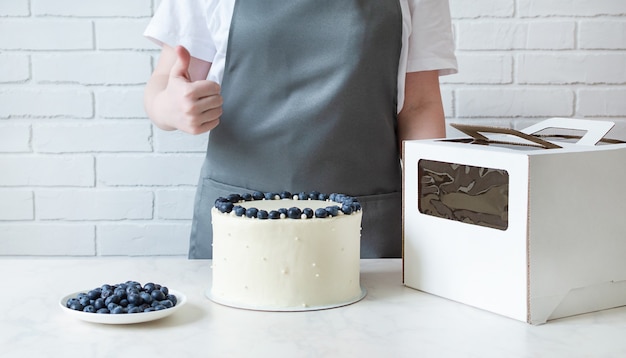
[210,199,363,310]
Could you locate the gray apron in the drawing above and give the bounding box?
[190,0,403,258]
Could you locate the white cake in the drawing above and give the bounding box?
[209,191,365,311]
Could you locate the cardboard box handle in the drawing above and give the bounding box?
[450,123,562,149]
[519,118,615,146]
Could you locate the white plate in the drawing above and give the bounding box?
[59,289,186,324]
[205,287,366,312]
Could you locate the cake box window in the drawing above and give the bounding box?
[417,159,509,231]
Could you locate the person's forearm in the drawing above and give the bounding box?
[397,71,446,154]
[144,73,177,131]
[397,100,446,143]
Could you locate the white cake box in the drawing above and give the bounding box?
[402,118,626,325]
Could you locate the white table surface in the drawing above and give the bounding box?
[1,258,625,358]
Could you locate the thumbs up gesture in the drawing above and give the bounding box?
[145,45,223,134]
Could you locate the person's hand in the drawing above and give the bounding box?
[161,46,223,134]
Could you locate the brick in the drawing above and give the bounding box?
[33,122,152,153]
[0,190,33,220]
[32,53,151,85]
[32,0,152,17]
[440,88,454,118]
[96,88,148,118]
[0,155,94,187]
[518,0,626,17]
[0,19,92,50]
[97,223,190,256]
[96,19,158,50]
[449,0,514,18]
[578,89,626,117]
[156,189,196,220]
[456,88,575,118]
[518,53,626,84]
[0,54,30,83]
[0,87,93,118]
[0,224,95,256]
[96,154,205,186]
[457,21,575,50]
[37,189,153,220]
[441,55,513,84]
[0,0,29,16]
[579,21,626,50]
[154,129,209,153]
[0,124,30,152]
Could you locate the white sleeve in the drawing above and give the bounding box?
[143,0,217,63]
[407,0,457,75]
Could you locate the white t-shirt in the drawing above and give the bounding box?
[145,0,458,113]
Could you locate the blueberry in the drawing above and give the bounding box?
[93,298,105,310]
[297,192,308,200]
[245,207,259,218]
[128,293,142,306]
[151,290,166,301]
[242,193,253,201]
[68,281,176,315]
[105,295,120,306]
[264,192,279,200]
[68,302,84,311]
[287,207,302,219]
[140,291,153,304]
[159,300,174,309]
[303,208,314,218]
[214,197,229,205]
[278,208,288,216]
[143,282,156,293]
[279,191,292,199]
[83,305,96,313]
[252,191,265,200]
[79,295,90,307]
[233,205,246,217]
[127,306,142,314]
[257,210,269,219]
[308,191,321,200]
[218,201,234,213]
[113,287,126,298]
[227,193,242,203]
[66,298,78,308]
[315,208,328,218]
[100,289,114,299]
[111,306,125,314]
[87,289,101,300]
[268,210,281,219]
[341,204,353,214]
[325,206,339,217]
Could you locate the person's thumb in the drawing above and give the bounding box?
[170,45,192,81]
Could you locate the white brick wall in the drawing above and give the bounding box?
[1,0,625,256]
